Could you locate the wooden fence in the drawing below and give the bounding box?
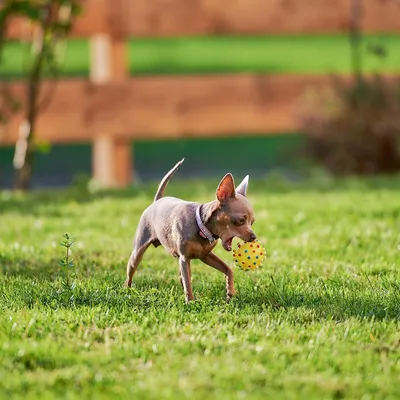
[7,0,400,38]
[2,0,400,186]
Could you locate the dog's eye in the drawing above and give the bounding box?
[251,219,255,226]
[236,217,245,226]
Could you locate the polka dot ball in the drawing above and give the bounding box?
[232,239,266,271]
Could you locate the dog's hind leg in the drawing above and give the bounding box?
[125,219,154,287]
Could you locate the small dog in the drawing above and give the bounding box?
[125,159,257,303]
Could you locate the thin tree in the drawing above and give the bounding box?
[349,0,363,83]
[0,0,82,190]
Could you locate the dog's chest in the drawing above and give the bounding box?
[184,240,217,259]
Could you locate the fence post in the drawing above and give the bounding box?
[90,2,132,188]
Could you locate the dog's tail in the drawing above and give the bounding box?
[154,158,185,202]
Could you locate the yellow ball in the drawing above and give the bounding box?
[232,239,266,271]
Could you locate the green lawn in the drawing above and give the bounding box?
[0,34,399,78]
[1,176,400,399]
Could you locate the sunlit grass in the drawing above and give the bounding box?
[1,176,400,399]
[1,34,399,78]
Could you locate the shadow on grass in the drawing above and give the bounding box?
[47,280,400,322]
[108,277,400,322]
[234,279,400,322]
[0,251,122,280]
[2,262,400,322]
[0,186,147,216]
[0,256,61,280]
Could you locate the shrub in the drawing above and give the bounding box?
[299,75,400,176]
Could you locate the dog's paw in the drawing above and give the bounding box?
[226,291,235,302]
[185,295,196,304]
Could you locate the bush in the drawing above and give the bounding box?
[300,75,400,176]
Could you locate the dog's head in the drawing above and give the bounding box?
[214,173,256,251]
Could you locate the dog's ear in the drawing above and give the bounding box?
[236,175,249,197]
[216,173,236,203]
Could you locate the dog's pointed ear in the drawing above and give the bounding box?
[236,175,249,197]
[216,173,236,203]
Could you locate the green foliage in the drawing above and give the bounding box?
[57,232,76,303]
[0,1,41,23]
[0,0,82,29]
[1,178,400,398]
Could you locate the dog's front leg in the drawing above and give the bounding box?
[179,263,191,289]
[200,252,235,301]
[179,256,194,303]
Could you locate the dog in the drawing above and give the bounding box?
[125,159,257,303]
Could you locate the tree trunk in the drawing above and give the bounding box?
[13,21,48,190]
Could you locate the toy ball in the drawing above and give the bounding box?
[232,239,266,271]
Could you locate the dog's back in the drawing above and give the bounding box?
[143,196,199,255]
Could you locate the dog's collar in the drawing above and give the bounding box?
[196,205,217,243]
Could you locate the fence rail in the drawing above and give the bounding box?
[6,0,400,38]
[0,74,330,145]
[2,0,400,187]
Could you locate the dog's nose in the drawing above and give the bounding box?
[249,232,257,242]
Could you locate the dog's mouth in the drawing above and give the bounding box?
[222,237,234,252]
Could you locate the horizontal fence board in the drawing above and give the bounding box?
[0,74,330,145]
[6,0,400,39]
[127,0,400,36]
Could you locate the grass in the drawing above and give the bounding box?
[128,35,400,75]
[1,34,400,78]
[1,175,400,399]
